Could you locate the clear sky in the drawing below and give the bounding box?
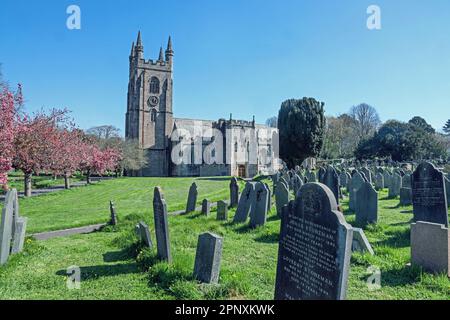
[1,0,449,135]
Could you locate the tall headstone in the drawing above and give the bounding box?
[321,166,340,205]
[201,199,211,216]
[0,190,14,265]
[361,167,372,184]
[275,181,289,217]
[109,200,118,225]
[402,174,412,189]
[292,174,304,196]
[216,200,228,221]
[399,187,412,206]
[349,172,365,211]
[153,187,172,262]
[339,171,349,189]
[185,182,198,213]
[193,232,223,284]
[249,183,269,228]
[274,183,353,300]
[229,177,239,208]
[388,173,402,198]
[374,173,384,190]
[383,172,392,190]
[412,162,448,227]
[264,182,272,213]
[233,182,255,223]
[355,182,378,225]
[411,221,449,277]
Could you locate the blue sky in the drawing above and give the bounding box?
[1,0,449,135]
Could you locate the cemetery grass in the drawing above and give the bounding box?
[0,179,449,300]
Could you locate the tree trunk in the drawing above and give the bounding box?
[86,170,91,184]
[24,172,32,197]
[64,173,71,189]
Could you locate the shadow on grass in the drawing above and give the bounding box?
[56,262,140,279]
[103,248,133,263]
[378,266,421,288]
[374,228,410,248]
[254,232,279,243]
[267,215,280,222]
[186,212,204,220]
[195,177,231,182]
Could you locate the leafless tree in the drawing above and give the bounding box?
[349,103,381,140]
[86,125,121,140]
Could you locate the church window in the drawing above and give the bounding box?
[234,142,238,153]
[151,108,157,122]
[150,77,160,94]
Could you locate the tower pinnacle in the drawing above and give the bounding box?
[165,36,174,64]
[158,46,164,61]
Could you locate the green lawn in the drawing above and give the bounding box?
[0,178,448,300]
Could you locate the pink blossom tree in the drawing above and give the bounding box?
[0,90,15,190]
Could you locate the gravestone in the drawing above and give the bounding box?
[361,167,372,184]
[345,172,352,192]
[306,170,316,183]
[292,174,304,196]
[109,200,118,225]
[412,162,448,227]
[351,228,374,255]
[185,182,198,213]
[349,172,365,211]
[339,171,349,189]
[275,181,289,217]
[274,183,353,300]
[249,183,269,228]
[445,177,450,208]
[216,200,228,221]
[321,166,340,205]
[402,174,412,189]
[264,182,272,212]
[318,167,326,183]
[383,172,392,190]
[137,221,153,248]
[374,173,384,190]
[201,199,211,216]
[388,173,402,198]
[0,190,14,265]
[229,177,239,208]
[355,182,378,225]
[233,182,255,223]
[399,187,412,206]
[153,187,172,262]
[411,221,449,277]
[11,217,27,254]
[193,232,223,284]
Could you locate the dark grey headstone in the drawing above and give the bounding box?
[349,172,365,211]
[361,167,372,184]
[412,162,448,227]
[355,182,378,225]
[388,173,402,198]
[445,177,450,208]
[249,182,269,228]
[0,190,15,265]
[402,174,412,189]
[292,174,304,196]
[383,172,392,190]
[201,199,211,216]
[374,173,384,190]
[193,232,223,284]
[339,171,349,188]
[306,170,316,183]
[229,177,239,208]
[153,187,172,262]
[399,187,412,206]
[233,182,255,223]
[275,181,289,217]
[217,200,228,221]
[321,166,340,205]
[274,183,353,300]
[185,182,198,213]
[109,200,118,225]
[264,182,272,213]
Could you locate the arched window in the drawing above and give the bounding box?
[151,109,157,122]
[234,142,238,153]
[149,77,160,94]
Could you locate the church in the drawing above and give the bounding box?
[125,32,279,177]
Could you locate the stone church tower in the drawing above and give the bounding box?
[125,32,174,176]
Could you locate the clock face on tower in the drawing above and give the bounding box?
[148,96,159,108]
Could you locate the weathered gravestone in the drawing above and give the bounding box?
[306,170,316,183]
[402,174,412,189]
[229,177,239,208]
[361,167,372,184]
[264,182,272,212]
[400,187,412,206]
[349,172,365,211]
[233,182,255,223]
[275,181,289,217]
[109,200,118,225]
[388,173,402,198]
[201,199,211,216]
[153,187,172,262]
[0,190,14,265]
[193,232,223,284]
[412,162,448,227]
[292,174,303,196]
[249,182,269,228]
[274,183,353,300]
[216,200,228,221]
[339,171,349,189]
[351,228,374,255]
[185,182,198,213]
[318,166,326,184]
[411,221,449,277]
[136,221,153,248]
[321,166,340,205]
[375,173,384,190]
[383,172,392,189]
[355,182,378,225]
